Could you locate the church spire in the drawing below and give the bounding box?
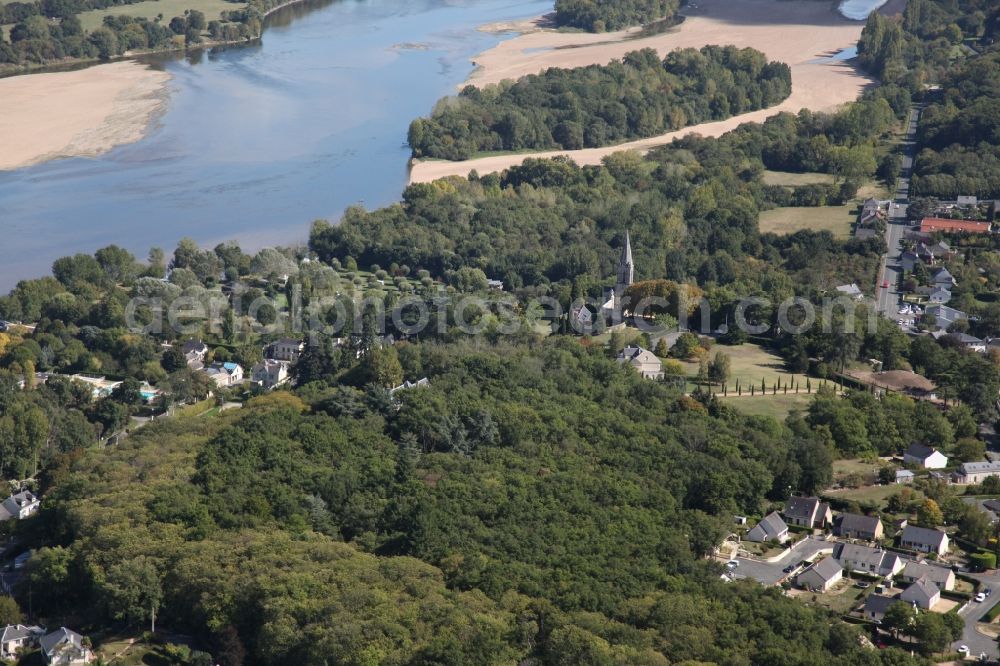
[617,230,634,289]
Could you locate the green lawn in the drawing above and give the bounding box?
[824,483,912,507]
[758,204,856,238]
[78,0,243,31]
[678,342,814,393]
[761,170,835,187]
[720,393,813,420]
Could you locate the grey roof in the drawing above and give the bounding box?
[902,560,954,586]
[39,627,84,658]
[864,594,898,615]
[901,525,948,549]
[181,340,207,354]
[901,576,939,605]
[926,304,968,325]
[803,557,842,583]
[750,512,788,540]
[835,283,863,297]
[833,543,897,571]
[952,332,984,345]
[905,443,938,460]
[0,624,42,644]
[784,496,822,521]
[960,461,1000,475]
[836,513,881,536]
[896,469,915,479]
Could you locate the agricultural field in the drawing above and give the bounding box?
[758,204,856,238]
[78,0,243,31]
[761,170,835,187]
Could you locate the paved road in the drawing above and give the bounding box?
[730,536,834,586]
[954,571,1000,660]
[876,107,922,323]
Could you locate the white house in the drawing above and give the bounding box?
[895,469,915,484]
[746,512,789,543]
[182,340,208,371]
[616,346,664,380]
[783,496,832,529]
[268,338,305,363]
[251,360,290,390]
[205,362,244,388]
[900,525,949,556]
[0,625,43,661]
[898,560,955,591]
[40,627,93,665]
[833,543,904,578]
[0,491,39,522]
[835,283,864,300]
[796,557,843,592]
[903,443,948,469]
[900,576,940,610]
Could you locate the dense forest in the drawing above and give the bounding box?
[408,46,792,160]
[552,0,679,32]
[22,341,928,665]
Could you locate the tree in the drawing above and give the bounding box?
[670,332,699,359]
[959,506,993,546]
[954,437,986,463]
[362,345,403,389]
[89,27,119,61]
[708,351,730,384]
[916,498,943,528]
[0,596,22,625]
[881,601,914,639]
[913,612,950,655]
[102,556,162,632]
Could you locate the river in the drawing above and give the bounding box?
[0,0,552,291]
[838,0,889,20]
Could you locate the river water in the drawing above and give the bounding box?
[838,0,889,21]
[0,0,551,291]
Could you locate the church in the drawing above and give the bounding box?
[601,230,634,320]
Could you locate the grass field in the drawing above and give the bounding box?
[720,393,813,420]
[679,342,813,392]
[824,483,910,506]
[78,0,242,31]
[758,204,856,238]
[761,170,835,187]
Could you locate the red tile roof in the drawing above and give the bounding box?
[920,217,991,234]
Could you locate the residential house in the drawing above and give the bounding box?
[487,279,504,290]
[895,469,915,484]
[205,362,244,389]
[0,625,43,661]
[783,496,832,529]
[954,461,1000,485]
[900,525,949,556]
[898,560,955,591]
[0,491,39,522]
[900,251,921,273]
[926,304,968,330]
[39,627,93,665]
[833,543,904,577]
[929,267,956,288]
[834,513,883,541]
[268,338,304,363]
[926,287,951,305]
[389,378,431,395]
[957,195,979,206]
[835,283,864,300]
[900,576,940,610]
[950,332,986,353]
[616,346,664,380]
[916,240,953,263]
[182,340,208,371]
[863,595,900,623]
[251,360,290,390]
[859,198,884,225]
[796,557,843,592]
[746,512,789,543]
[919,218,991,234]
[903,443,948,469]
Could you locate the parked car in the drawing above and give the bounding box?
[783,565,795,574]
[985,588,992,597]
[957,645,969,656]
[881,281,889,288]
[855,581,871,589]
[975,592,986,602]
[727,560,739,570]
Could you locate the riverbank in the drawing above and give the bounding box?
[0,61,171,171]
[409,0,901,184]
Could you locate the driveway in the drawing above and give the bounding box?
[730,536,834,586]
